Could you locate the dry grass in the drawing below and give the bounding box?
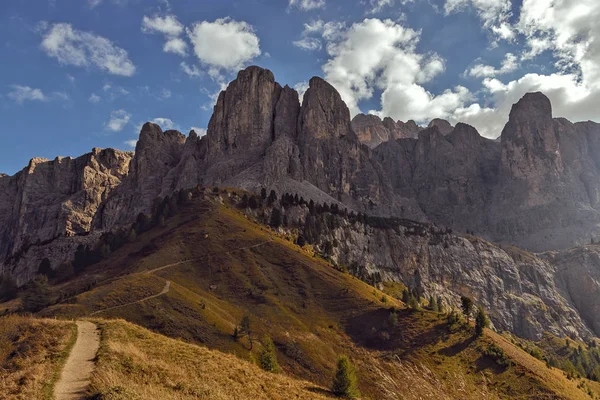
[0,315,76,399]
[88,319,332,400]
[43,192,600,399]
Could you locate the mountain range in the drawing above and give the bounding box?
[2,66,600,342]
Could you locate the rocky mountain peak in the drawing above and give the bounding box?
[206,65,279,162]
[508,92,552,125]
[351,114,390,148]
[298,77,353,141]
[427,118,454,135]
[447,122,482,143]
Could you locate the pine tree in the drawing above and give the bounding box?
[475,306,489,336]
[268,190,277,206]
[429,295,438,312]
[332,356,360,398]
[461,295,474,320]
[21,275,51,312]
[269,208,282,228]
[402,289,410,304]
[38,258,53,278]
[258,336,280,373]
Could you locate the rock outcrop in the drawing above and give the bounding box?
[0,149,132,283]
[427,118,454,135]
[352,114,422,148]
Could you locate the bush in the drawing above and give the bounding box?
[258,336,280,373]
[461,296,473,320]
[475,306,489,336]
[332,356,360,398]
[388,312,399,328]
[482,343,512,367]
[21,275,51,312]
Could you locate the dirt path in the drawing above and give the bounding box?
[144,239,272,275]
[54,321,100,400]
[90,280,171,316]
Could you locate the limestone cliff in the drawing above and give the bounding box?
[3,66,600,343]
[352,114,421,148]
[0,148,132,283]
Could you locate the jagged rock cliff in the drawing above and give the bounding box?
[0,149,132,283]
[245,201,593,340]
[3,66,600,342]
[352,114,422,148]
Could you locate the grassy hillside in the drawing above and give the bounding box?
[0,315,76,399]
[5,188,600,399]
[89,318,332,400]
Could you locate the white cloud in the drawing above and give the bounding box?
[187,18,261,70]
[160,88,172,99]
[151,117,175,130]
[294,81,310,102]
[163,37,187,56]
[53,92,70,101]
[445,0,600,138]
[288,0,325,11]
[89,93,101,103]
[66,74,75,84]
[367,0,410,14]
[106,109,131,132]
[180,62,202,77]
[142,15,188,57]
[89,0,102,7]
[124,139,138,148]
[293,37,322,51]
[7,85,47,103]
[468,53,518,77]
[190,126,207,136]
[311,18,471,123]
[444,0,514,41]
[40,23,135,76]
[141,15,184,37]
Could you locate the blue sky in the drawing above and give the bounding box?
[1,0,599,175]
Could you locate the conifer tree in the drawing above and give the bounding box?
[21,275,51,312]
[258,336,280,373]
[461,296,474,320]
[332,356,360,398]
[475,306,489,336]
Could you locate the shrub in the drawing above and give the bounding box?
[258,336,280,373]
[332,356,360,398]
[475,306,489,336]
[461,296,474,320]
[21,275,51,312]
[483,343,512,367]
[388,312,399,328]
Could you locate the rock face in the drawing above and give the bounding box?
[428,118,454,135]
[307,211,591,340]
[374,123,501,232]
[488,93,600,250]
[0,149,132,283]
[4,66,600,341]
[352,114,422,148]
[94,123,186,231]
